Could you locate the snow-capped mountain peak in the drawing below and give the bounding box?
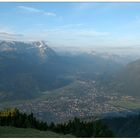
[33,41,46,48]
[0,40,56,61]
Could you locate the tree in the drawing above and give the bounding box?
[92,120,114,137]
[49,122,55,130]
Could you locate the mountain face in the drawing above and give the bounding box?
[0,40,124,102]
[0,40,60,101]
[0,40,56,61]
[115,59,140,97]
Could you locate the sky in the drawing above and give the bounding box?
[0,2,140,48]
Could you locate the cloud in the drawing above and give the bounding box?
[17,6,56,17]
[44,12,56,17]
[43,24,110,37]
[76,30,110,37]
[0,32,23,37]
[75,3,99,10]
[28,26,111,47]
[17,6,41,13]
[74,3,126,14]
[0,32,30,41]
[54,24,83,29]
[0,23,110,47]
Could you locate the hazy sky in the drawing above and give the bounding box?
[0,2,140,48]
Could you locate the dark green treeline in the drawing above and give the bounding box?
[0,108,114,137]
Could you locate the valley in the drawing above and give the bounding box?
[0,78,139,123]
[0,40,140,123]
[1,2,140,137]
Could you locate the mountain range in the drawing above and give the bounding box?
[0,40,140,123]
[0,40,123,101]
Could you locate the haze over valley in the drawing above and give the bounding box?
[0,40,140,123]
[1,2,140,137]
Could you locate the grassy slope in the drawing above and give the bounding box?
[0,126,74,138]
[115,101,140,109]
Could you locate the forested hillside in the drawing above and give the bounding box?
[0,108,114,138]
[102,114,140,137]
